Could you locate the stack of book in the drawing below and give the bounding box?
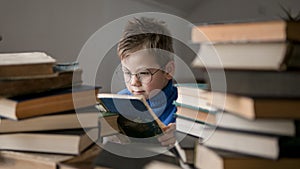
[174,19,300,169]
[191,20,300,71]
[0,52,100,169]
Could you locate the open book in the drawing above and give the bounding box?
[97,93,165,139]
[97,93,187,162]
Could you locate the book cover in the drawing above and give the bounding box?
[93,141,179,169]
[202,127,279,159]
[0,85,100,120]
[205,91,300,120]
[0,128,98,155]
[197,127,300,160]
[0,52,56,78]
[0,69,82,97]
[58,143,102,169]
[191,20,300,43]
[0,150,74,169]
[195,144,300,169]
[191,42,300,71]
[0,106,99,133]
[98,110,120,137]
[176,132,198,164]
[198,69,300,98]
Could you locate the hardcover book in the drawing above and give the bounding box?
[58,144,103,169]
[191,20,300,43]
[0,107,99,133]
[0,85,100,120]
[0,150,74,169]
[205,91,300,120]
[97,93,187,162]
[93,141,179,169]
[0,52,56,78]
[0,69,82,97]
[191,42,300,71]
[195,144,300,169]
[98,110,120,137]
[187,125,300,159]
[199,69,300,98]
[97,93,165,140]
[0,128,98,155]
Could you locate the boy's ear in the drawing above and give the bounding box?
[164,61,175,80]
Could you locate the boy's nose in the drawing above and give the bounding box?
[130,74,142,86]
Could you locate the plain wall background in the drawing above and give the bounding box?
[0,0,299,92]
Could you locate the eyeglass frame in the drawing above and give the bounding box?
[119,67,164,84]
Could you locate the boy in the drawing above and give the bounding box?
[117,17,177,147]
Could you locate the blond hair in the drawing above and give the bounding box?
[117,17,174,67]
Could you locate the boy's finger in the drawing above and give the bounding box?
[158,132,173,142]
[163,123,176,132]
[160,137,176,146]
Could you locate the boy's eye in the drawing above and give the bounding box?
[123,72,131,76]
[139,71,151,75]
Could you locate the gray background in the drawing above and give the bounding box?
[1,0,299,92]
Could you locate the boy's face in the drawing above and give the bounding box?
[121,50,173,99]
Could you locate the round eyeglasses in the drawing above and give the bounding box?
[116,67,162,84]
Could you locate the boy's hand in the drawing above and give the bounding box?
[157,123,176,147]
